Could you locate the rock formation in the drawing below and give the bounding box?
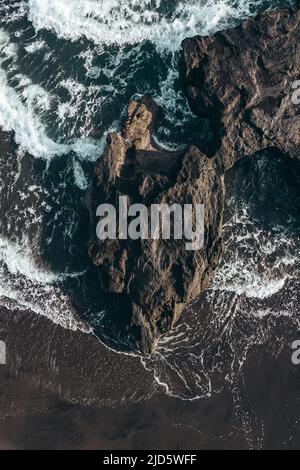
[90,6,300,354]
[89,96,224,354]
[181,6,300,169]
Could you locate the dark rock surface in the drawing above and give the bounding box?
[181,6,300,169]
[90,6,300,354]
[89,96,224,354]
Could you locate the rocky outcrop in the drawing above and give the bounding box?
[89,96,224,354]
[181,6,300,169]
[90,6,300,354]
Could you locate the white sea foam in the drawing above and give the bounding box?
[0,65,102,160]
[0,235,91,332]
[0,1,283,161]
[0,283,91,332]
[25,0,272,52]
[212,204,300,299]
[24,39,47,54]
[0,236,59,284]
[0,30,102,160]
[212,259,290,299]
[73,158,89,190]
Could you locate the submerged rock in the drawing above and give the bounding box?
[89,96,224,354]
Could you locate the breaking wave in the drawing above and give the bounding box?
[0,235,91,331]
[25,0,273,51]
[0,29,102,160]
[0,0,292,159]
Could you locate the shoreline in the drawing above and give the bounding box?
[0,303,299,449]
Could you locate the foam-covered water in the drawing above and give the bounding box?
[0,0,298,405]
[24,0,269,50]
[0,0,293,158]
[0,29,102,160]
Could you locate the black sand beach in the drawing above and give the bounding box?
[0,304,299,450]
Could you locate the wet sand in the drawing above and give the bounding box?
[0,306,299,450]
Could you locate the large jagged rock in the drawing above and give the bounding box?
[89,6,300,355]
[89,96,224,354]
[181,6,300,169]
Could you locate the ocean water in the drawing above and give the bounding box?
[0,0,299,409]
